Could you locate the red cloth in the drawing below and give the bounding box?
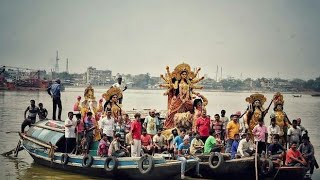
[76,119,85,133]
[141,135,152,146]
[196,117,210,137]
[131,120,142,140]
[286,148,302,165]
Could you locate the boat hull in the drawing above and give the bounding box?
[25,147,196,180]
[187,155,256,179]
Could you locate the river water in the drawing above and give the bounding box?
[0,88,319,179]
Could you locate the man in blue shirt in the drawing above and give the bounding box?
[231,133,240,159]
[47,79,62,120]
[177,136,202,179]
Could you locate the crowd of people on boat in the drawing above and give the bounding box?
[19,65,317,179]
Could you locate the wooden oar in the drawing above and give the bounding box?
[255,141,259,180]
[5,131,20,134]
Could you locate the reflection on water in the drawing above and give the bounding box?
[0,88,319,179]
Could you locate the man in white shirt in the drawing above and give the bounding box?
[287,119,302,147]
[112,74,127,104]
[65,112,76,153]
[267,118,281,145]
[237,133,255,157]
[153,130,167,153]
[100,110,115,142]
[143,109,160,137]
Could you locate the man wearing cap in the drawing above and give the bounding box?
[112,74,127,104]
[177,136,202,179]
[47,79,62,120]
[225,112,240,153]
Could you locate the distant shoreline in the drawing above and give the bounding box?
[64,85,319,95]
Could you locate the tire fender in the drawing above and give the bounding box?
[82,154,94,167]
[138,154,155,174]
[208,152,224,169]
[61,153,69,165]
[104,156,119,172]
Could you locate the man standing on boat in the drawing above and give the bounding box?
[47,79,62,120]
[111,74,127,104]
[225,112,240,153]
[143,109,160,138]
[65,112,76,153]
[21,99,40,133]
[131,113,142,157]
[252,118,268,155]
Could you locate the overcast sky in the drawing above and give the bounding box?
[0,0,319,80]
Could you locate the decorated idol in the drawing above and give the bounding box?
[160,63,206,130]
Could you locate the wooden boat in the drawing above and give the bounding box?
[260,158,307,180]
[311,94,320,97]
[17,120,198,180]
[187,153,257,179]
[293,95,302,98]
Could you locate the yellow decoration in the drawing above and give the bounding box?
[273,92,284,106]
[102,87,123,101]
[245,93,267,105]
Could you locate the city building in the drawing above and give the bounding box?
[86,67,112,85]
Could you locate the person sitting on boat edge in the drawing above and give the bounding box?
[97,133,110,157]
[108,133,127,157]
[177,136,202,179]
[267,134,285,161]
[285,141,307,167]
[141,129,154,155]
[237,133,255,158]
[65,112,77,153]
[153,129,168,153]
[204,129,221,154]
[231,133,240,159]
[298,135,316,177]
[172,129,186,155]
[190,133,204,155]
[21,99,40,133]
[38,103,48,120]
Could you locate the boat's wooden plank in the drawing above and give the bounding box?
[32,124,64,133]
[20,133,58,149]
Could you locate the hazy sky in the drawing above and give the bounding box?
[0,0,319,80]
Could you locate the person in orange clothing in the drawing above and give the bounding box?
[225,112,241,153]
[286,141,307,167]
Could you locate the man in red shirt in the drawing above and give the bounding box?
[141,129,153,155]
[286,141,307,166]
[131,113,142,157]
[196,110,210,143]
